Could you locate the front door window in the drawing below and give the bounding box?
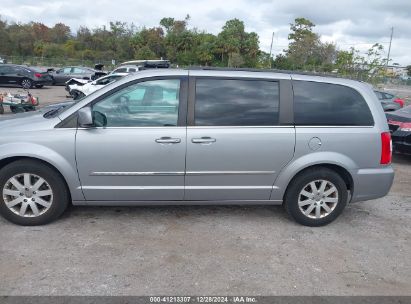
[92,79,181,127]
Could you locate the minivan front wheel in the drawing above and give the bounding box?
[0,160,69,226]
[284,168,348,226]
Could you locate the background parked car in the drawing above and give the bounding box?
[68,73,127,100]
[374,90,405,112]
[110,59,171,74]
[111,65,139,74]
[386,105,411,154]
[0,64,52,88]
[49,65,106,85]
[119,59,170,68]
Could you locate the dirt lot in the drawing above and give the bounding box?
[0,84,410,296]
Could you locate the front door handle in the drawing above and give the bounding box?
[155,137,181,144]
[191,137,216,144]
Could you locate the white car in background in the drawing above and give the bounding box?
[67,73,127,100]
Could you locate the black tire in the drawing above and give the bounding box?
[21,78,33,89]
[24,105,36,112]
[35,84,44,89]
[0,160,69,226]
[10,106,24,113]
[284,168,348,227]
[73,91,85,100]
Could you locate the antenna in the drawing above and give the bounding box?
[269,32,275,68]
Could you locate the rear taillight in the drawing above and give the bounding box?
[393,98,404,107]
[380,132,392,165]
[399,122,411,132]
[34,73,42,78]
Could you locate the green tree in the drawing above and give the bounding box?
[281,17,336,70]
[217,19,259,67]
[335,49,356,76]
[272,54,294,70]
[195,33,218,66]
[50,23,71,44]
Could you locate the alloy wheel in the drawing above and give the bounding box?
[21,79,32,89]
[2,173,53,217]
[298,179,339,219]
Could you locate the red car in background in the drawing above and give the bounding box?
[386,105,411,154]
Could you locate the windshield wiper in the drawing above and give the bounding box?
[43,108,61,118]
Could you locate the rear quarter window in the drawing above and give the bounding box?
[293,81,374,126]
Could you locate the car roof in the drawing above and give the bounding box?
[101,73,128,78]
[120,59,170,67]
[114,65,138,69]
[1,64,38,70]
[109,68,367,91]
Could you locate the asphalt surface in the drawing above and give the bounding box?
[0,85,410,296]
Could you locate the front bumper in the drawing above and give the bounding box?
[350,166,395,203]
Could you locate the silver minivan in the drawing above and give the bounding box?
[0,69,394,226]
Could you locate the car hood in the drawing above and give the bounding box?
[66,78,90,85]
[0,111,59,132]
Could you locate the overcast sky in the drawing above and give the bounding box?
[1,0,410,65]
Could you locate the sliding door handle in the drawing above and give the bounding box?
[155,137,181,144]
[191,137,216,144]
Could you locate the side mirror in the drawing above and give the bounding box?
[78,107,93,127]
[93,111,107,127]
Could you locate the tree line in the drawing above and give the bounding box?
[0,15,392,81]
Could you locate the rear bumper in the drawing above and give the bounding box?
[392,131,411,154]
[393,142,411,154]
[350,166,394,203]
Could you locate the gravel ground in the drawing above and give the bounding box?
[0,84,410,296]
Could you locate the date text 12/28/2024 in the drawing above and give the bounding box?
[149,297,257,303]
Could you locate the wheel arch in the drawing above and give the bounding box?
[282,164,354,202]
[271,152,356,201]
[0,156,72,201]
[0,154,83,201]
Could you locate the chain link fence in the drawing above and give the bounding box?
[1,54,410,87]
[0,55,117,70]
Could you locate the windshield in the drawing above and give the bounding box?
[44,75,131,118]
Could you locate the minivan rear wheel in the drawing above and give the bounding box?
[0,160,69,226]
[284,168,348,226]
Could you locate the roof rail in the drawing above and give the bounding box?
[120,60,170,68]
[188,66,347,79]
